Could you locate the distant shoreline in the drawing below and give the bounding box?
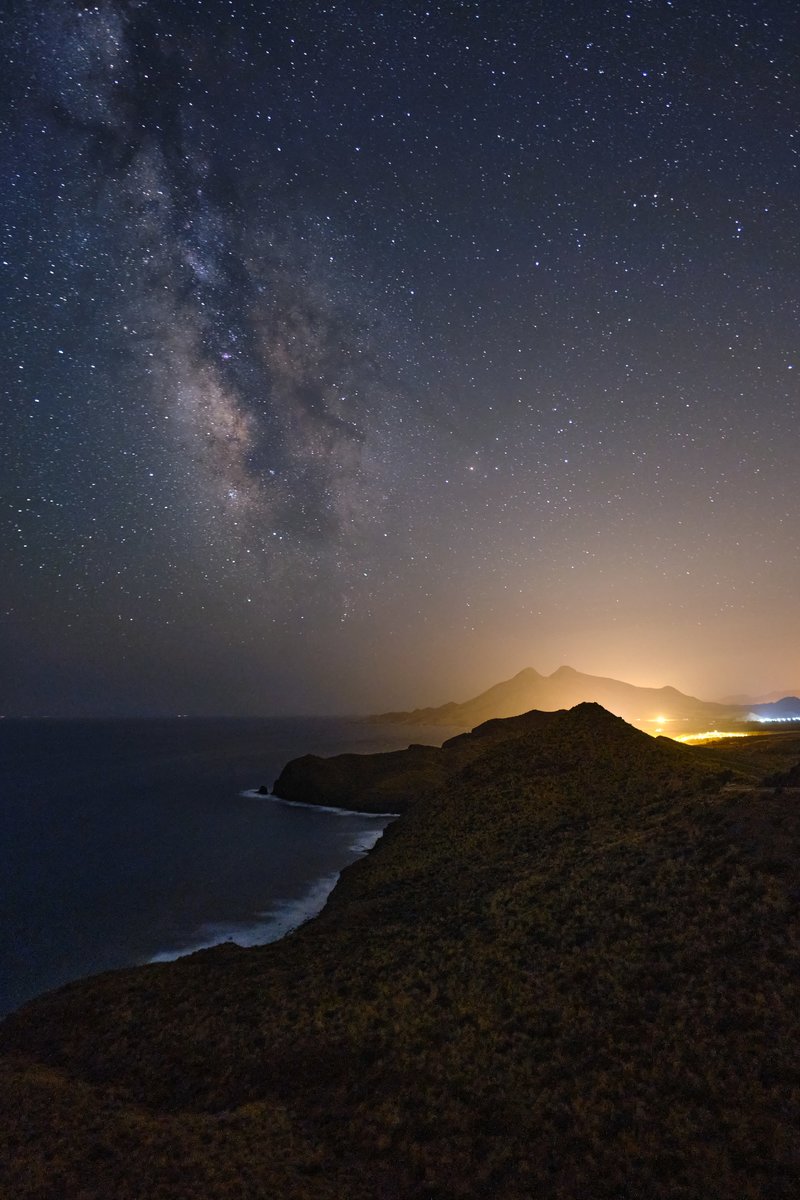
[241,788,400,819]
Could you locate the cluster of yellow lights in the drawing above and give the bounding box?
[673,730,750,744]
[645,716,754,743]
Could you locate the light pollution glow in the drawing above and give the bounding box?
[2,1,798,719]
[674,731,752,744]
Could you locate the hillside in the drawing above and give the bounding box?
[1,706,799,1199]
[370,665,746,733]
[271,708,568,812]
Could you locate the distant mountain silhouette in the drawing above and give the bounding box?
[371,665,748,732]
[722,688,800,705]
[750,696,800,720]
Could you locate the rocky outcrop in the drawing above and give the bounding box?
[271,744,446,813]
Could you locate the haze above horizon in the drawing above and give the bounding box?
[3,2,798,718]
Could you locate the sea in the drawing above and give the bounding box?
[0,717,448,1017]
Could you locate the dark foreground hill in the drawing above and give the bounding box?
[2,705,799,1199]
[271,708,574,812]
[370,664,747,732]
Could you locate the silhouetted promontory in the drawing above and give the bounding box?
[272,707,566,812]
[272,742,445,812]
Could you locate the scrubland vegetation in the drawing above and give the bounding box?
[1,705,798,1198]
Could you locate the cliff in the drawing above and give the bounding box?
[1,705,799,1199]
[271,743,445,812]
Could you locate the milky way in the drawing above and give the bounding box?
[2,1,798,715]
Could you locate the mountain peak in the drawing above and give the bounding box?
[562,700,630,728]
[371,665,747,733]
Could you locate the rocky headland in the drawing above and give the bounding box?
[271,708,568,812]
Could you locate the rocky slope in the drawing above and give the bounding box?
[1,705,799,1199]
[271,708,564,812]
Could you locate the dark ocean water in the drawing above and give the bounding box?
[0,717,447,1017]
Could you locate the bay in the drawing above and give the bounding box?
[0,717,446,1016]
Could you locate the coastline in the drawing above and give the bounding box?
[146,800,395,963]
[241,787,400,819]
[147,870,343,962]
[0,716,423,1016]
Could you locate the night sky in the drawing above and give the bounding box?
[2,0,798,717]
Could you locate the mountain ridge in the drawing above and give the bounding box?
[722,688,800,705]
[750,696,800,719]
[370,664,747,732]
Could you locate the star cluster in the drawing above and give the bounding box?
[2,0,798,715]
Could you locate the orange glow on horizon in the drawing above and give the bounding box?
[673,730,751,743]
